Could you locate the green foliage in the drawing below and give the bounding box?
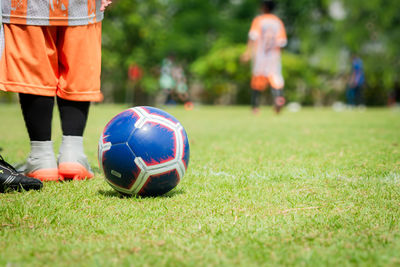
[334,0,400,104]
[100,0,398,105]
[190,40,249,104]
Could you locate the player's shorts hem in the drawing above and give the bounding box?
[56,87,104,102]
[251,75,284,91]
[251,86,266,91]
[0,81,56,96]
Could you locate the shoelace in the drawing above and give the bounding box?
[0,154,19,173]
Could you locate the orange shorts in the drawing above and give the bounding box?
[0,23,103,102]
[251,75,284,91]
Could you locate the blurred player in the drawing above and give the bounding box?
[172,64,193,110]
[242,0,287,114]
[159,55,176,105]
[347,54,365,107]
[0,0,112,181]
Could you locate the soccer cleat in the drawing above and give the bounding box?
[58,162,94,181]
[0,155,43,192]
[274,96,286,114]
[252,107,260,115]
[58,136,94,181]
[22,155,59,182]
[19,141,59,182]
[58,155,94,181]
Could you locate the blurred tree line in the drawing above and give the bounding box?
[100,0,399,106]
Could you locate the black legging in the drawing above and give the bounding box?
[251,89,284,109]
[271,88,284,99]
[19,94,90,141]
[251,90,262,109]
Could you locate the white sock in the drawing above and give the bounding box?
[58,136,91,171]
[26,141,57,172]
[30,141,55,158]
[59,135,84,155]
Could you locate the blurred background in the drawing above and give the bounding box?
[2,0,399,107]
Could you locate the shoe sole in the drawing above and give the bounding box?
[26,169,59,182]
[58,162,94,181]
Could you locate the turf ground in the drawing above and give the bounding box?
[0,104,399,266]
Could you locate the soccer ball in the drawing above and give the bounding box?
[98,106,190,196]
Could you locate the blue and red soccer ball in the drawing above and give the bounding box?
[98,107,190,196]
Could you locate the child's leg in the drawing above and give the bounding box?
[19,93,54,141]
[57,97,93,180]
[18,93,58,181]
[57,97,90,136]
[251,90,262,112]
[54,23,102,180]
[271,88,285,114]
[251,76,269,114]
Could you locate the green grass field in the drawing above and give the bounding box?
[0,104,399,266]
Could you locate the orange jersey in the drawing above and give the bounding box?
[1,0,103,26]
[248,14,286,80]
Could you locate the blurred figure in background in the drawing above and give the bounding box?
[242,0,287,114]
[347,54,365,107]
[159,55,193,109]
[172,65,193,110]
[159,55,176,105]
[388,79,400,107]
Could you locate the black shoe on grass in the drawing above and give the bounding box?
[0,155,43,192]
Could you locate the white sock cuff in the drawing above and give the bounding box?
[60,136,84,154]
[30,141,54,156]
[62,135,84,144]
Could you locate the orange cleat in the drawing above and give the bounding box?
[57,136,94,181]
[58,162,94,181]
[19,141,59,182]
[184,101,194,111]
[26,168,59,182]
